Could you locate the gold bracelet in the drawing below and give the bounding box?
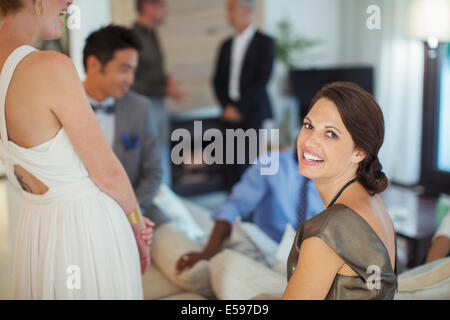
[127,206,143,225]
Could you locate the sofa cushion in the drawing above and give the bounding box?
[209,249,286,300]
[271,224,296,276]
[224,217,278,266]
[395,257,450,300]
[181,198,215,235]
[152,222,216,299]
[142,264,184,300]
[154,185,206,240]
[160,292,207,300]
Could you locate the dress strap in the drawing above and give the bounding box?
[0,45,38,144]
[327,178,358,208]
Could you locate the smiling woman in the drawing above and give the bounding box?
[0,0,70,56]
[284,82,397,300]
[304,82,388,196]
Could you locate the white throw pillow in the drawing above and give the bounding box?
[181,198,215,235]
[225,217,278,266]
[209,249,287,300]
[395,257,450,300]
[153,184,206,240]
[151,222,215,299]
[271,224,296,276]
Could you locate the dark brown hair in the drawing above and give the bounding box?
[309,82,388,195]
[83,25,143,71]
[136,0,163,14]
[0,0,23,17]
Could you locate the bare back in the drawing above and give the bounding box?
[337,194,397,276]
[0,45,62,149]
[0,44,64,194]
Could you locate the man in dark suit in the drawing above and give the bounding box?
[83,25,169,227]
[213,0,275,190]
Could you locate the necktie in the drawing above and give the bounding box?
[91,104,115,115]
[297,177,310,228]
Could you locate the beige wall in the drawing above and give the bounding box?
[111,0,264,113]
[110,0,136,27]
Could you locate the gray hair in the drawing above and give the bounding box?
[240,0,255,11]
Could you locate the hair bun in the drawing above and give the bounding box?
[358,157,388,196]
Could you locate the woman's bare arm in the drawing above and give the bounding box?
[425,236,450,264]
[282,237,343,300]
[33,51,137,214]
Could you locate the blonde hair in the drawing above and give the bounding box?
[0,0,23,18]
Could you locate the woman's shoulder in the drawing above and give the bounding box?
[18,50,81,95]
[303,204,353,228]
[1,47,68,75]
[14,50,83,109]
[23,50,75,74]
[297,204,372,247]
[295,203,383,263]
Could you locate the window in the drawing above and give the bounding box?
[421,43,450,195]
[437,44,450,173]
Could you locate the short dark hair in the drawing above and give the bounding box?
[309,82,388,195]
[136,0,162,14]
[83,25,142,72]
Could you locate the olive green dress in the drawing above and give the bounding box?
[287,204,398,300]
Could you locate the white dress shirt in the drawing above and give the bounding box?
[88,95,116,147]
[229,24,257,101]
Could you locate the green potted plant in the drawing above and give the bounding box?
[275,20,321,94]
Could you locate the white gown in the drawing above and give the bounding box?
[0,45,143,299]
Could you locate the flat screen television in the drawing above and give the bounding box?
[290,66,375,120]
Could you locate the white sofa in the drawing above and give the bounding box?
[142,198,214,300]
[143,195,287,300]
[145,195,450,300]
[8,180,447,300]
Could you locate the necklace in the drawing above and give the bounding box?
[327,178,359,209]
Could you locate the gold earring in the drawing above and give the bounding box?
[35,0,43,16]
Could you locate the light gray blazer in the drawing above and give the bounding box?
[112,91,166,224]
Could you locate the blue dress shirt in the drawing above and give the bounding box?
[212,149,324,243]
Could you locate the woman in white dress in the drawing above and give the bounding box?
[0,0,154,299]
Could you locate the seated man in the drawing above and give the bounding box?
[175,148,323,274]
[83,25,169,226]
[425,211,450,263]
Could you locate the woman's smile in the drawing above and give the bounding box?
[301,148,325,166]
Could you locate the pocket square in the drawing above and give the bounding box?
[122,134,140,151]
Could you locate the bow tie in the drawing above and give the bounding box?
[91,104,115,114]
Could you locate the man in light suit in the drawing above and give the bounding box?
[213,0,275,190]
[83,25,169,226]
